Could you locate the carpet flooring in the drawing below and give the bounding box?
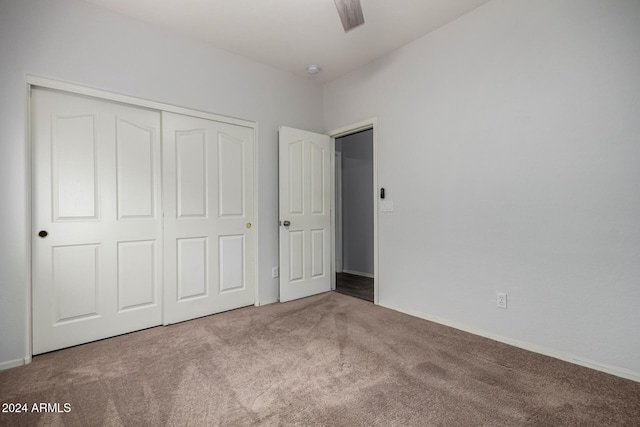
[1,291,639,426]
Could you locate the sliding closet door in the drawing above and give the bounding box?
[32,88,162,354]
[162,112,255,324]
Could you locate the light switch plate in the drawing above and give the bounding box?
[380,201,394,212]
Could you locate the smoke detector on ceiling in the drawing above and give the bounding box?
[307,65,322,75]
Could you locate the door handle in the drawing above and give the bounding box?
[38,230,48,238]
[282,220,291,227]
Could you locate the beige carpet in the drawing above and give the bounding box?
[1,292,639,426]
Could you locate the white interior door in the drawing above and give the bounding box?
[279,126,331,302]
[32,88,162,354]
[163,112,255,324]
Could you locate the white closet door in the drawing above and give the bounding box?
[163,112,255,324]
[32,88,162,354]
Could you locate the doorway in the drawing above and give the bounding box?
[332,126,376,303]
[278,121,378,304]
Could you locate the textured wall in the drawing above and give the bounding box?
[324,0,640,378]
[0,0,323,368]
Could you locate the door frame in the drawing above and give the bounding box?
[26,75,260,359]
[334,151,343,274]
[328,118,378,304]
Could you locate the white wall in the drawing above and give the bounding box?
[337,130,374,276]
[324,0,640,379]
[0,0,323,368]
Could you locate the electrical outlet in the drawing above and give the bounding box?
[497,293,507,309]
[272,266,279,278]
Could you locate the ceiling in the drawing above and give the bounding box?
[83,0,492,84]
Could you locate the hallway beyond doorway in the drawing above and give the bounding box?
[335,273,373,302]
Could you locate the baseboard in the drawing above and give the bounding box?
[341,269,374,279]
[256,298,279,306]
[0,357,27,372]
[380,302,640,383]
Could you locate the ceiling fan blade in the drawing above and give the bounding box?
[334,0,365,32]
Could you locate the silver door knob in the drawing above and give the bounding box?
[282,220,291,227]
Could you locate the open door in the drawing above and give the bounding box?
[279,126,331,302]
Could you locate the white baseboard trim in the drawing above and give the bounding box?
[0,357,28,372]
[380,302,640,383]
[341,269,374,278]
[256,298,279,306]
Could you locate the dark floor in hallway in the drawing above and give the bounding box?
[335,272,374,302]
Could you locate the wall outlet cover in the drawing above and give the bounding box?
[497,292,507,309]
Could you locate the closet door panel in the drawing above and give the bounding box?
[163,112,255,324]
[32,88,162,354]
